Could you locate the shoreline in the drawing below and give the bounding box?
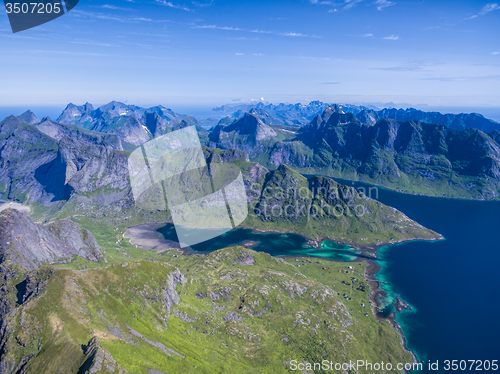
[304,172,499,202]
[246,226,443,251]
[364,261,420,372]
[124,222,442,255]
[124,222,421,368]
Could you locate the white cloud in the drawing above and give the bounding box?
[192,0,214,7]
[155,0,192,11]
[279,32,321,38]
[194,25,243,31]
[309,0,364,11]
[492,51,500,55]
[374,0,395,10]
[343,0,364,10]
[100,4,132,11]
[465,3,500,19]
[480,3,500,14]
[383,35,399,40]
[193,25,321,38]
[421,75,500,82]
[235,53,244,56]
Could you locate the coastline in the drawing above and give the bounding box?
[124,221,421,368]
[364,260,420,373]
[304,172,499,202]
[125,222,442,255]
[246,226,443,251]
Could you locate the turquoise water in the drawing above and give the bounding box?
[332,178,500,372]
[156,225,359,261]
[158,182,500,372]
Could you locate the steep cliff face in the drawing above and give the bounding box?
[0,115,133,207]
[0,116,60,204]
[0,209,103,272]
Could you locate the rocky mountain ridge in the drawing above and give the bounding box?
[355,107,500,132]
[56,101,203,146]
[0,208,103,272]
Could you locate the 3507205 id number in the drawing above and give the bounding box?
[5,3,62,14]
[443,360,498,371]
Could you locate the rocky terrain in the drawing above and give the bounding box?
[0,247,414,373]
[0,101,458,373]
[0,208,103,272]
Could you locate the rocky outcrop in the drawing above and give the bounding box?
[208,113,277,158]
[79,337,128,374]
[162,269,185,316]
[251,163,442,242]
[0,208,103,272]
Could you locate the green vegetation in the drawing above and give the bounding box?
[242,164,441,245]
[1,247,413,373]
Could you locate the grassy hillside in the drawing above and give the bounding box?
[1,247,413,373]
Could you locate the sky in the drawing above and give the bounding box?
[0,0,499,111]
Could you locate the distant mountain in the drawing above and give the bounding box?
[17,110,40,125]
[208,113,279,158]
[266,107,500,199]
[214,101,368,127]
[56,101,203,146]
[356,107,500,133]
[205,105,500,199]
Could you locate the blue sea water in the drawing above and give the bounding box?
[333,178,500,372]
[158,180,500,372]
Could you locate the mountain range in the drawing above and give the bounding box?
[212,101,500,134]
[214,101,369,127]
[55,101,203,146]
[3,100,500,207]
[208,107,500,200]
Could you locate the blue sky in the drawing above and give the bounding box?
[0,0,499,110]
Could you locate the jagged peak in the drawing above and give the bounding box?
[17,110,40,125]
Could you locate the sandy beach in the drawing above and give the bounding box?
[123,223,182,253]
[0,201,30,214]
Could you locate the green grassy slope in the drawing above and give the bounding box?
[1,247,413,373]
